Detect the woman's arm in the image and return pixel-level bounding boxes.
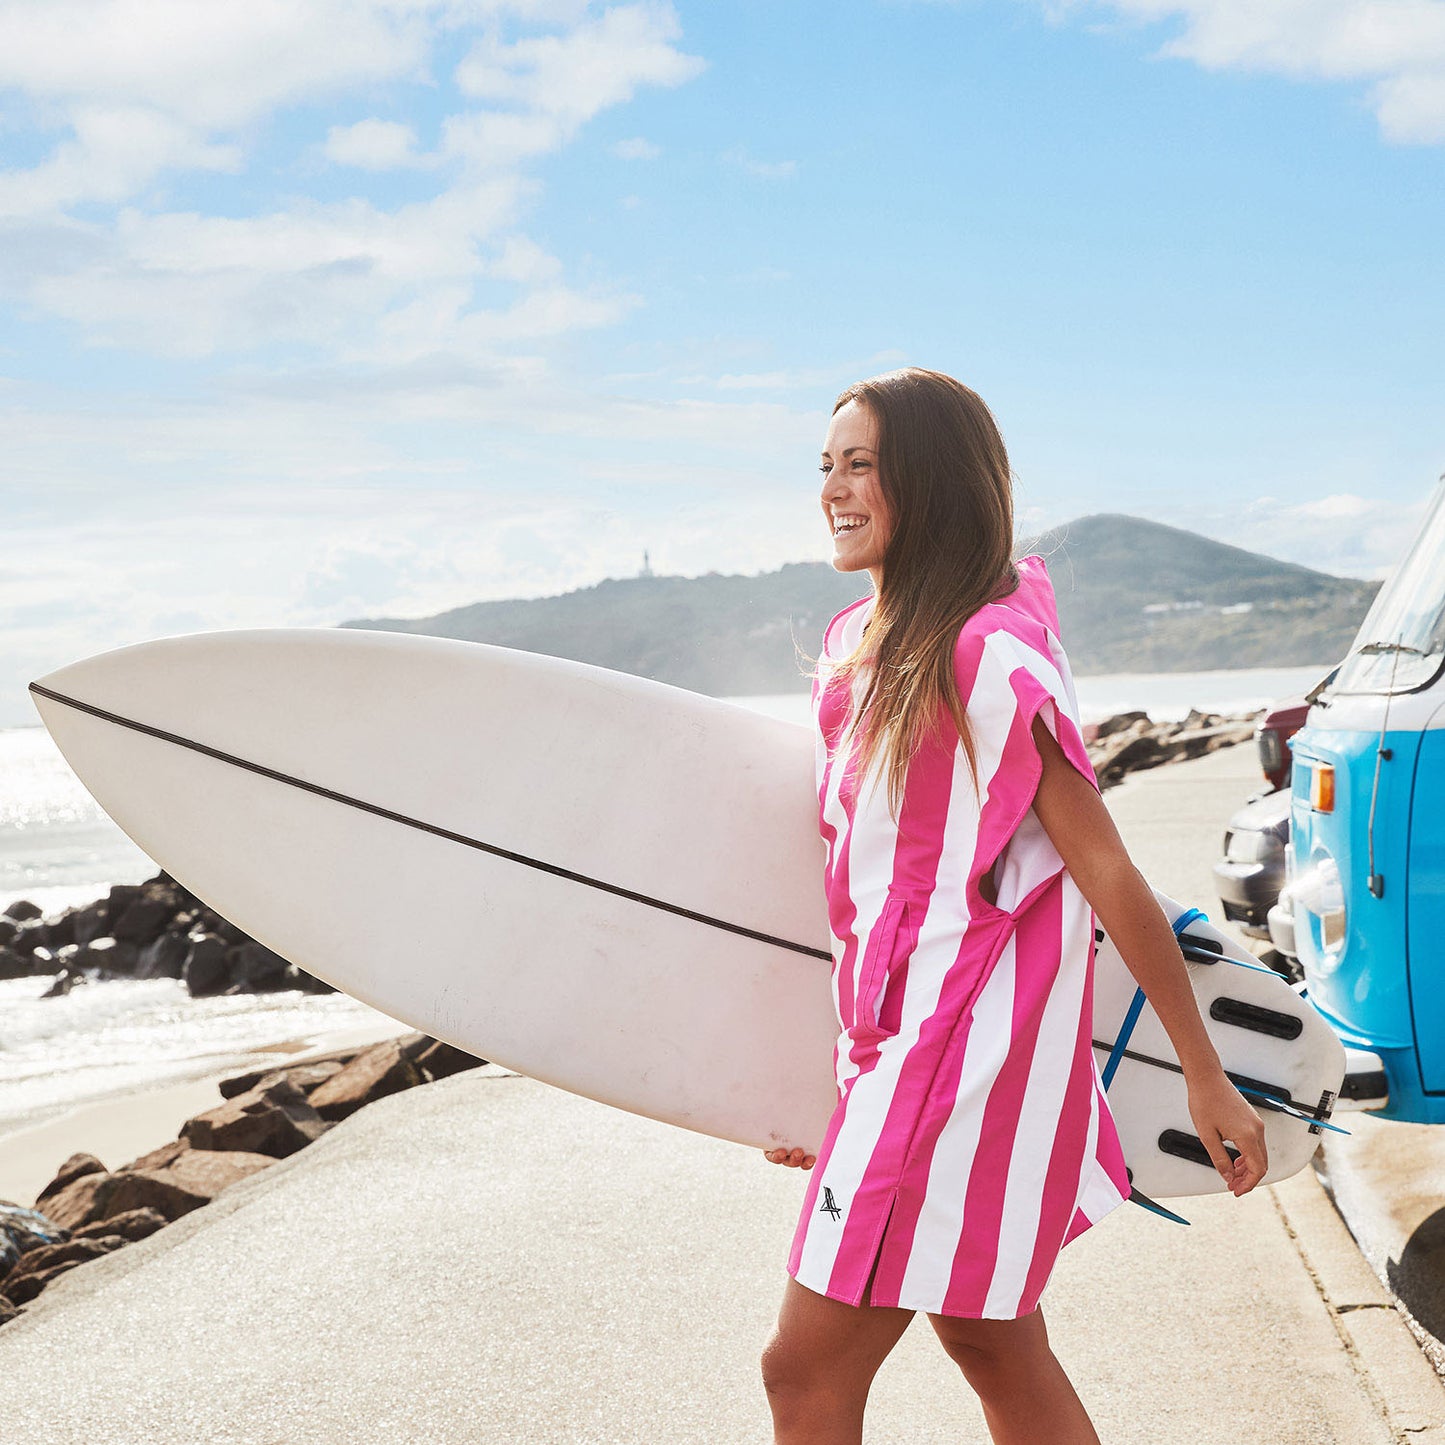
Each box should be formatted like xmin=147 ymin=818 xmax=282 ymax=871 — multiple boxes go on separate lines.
xmin=1028 ymin=712 xmax=1268 ymax=1196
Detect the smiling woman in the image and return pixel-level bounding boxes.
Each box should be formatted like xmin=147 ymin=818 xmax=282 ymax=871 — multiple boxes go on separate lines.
xmin=761 ymin=367 xmax=1266 ymax=1445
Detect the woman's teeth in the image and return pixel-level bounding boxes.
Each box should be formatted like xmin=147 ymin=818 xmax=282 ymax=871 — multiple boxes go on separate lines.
xmin=834 ymin=516 xmax=868 ymax=535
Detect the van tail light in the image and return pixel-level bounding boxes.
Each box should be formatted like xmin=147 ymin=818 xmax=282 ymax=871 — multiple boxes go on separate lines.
xmin=1310 ymin=763 xmax=1335 ymax=813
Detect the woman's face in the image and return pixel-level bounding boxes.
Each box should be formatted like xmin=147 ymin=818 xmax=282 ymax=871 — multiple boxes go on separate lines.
xmin=820 ymin=398 xmax=892 ymax=588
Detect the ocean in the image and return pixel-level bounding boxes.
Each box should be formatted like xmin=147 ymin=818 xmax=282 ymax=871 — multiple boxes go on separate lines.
xmin=0 ymin=661 xmax=1327 ymax=1142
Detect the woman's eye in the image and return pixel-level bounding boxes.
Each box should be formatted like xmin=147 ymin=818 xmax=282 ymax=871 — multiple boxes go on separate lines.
xmin=818 ymin=464 xmax=832 ymax=475
xmin=851 ymin=459 xmax=870 ymax=470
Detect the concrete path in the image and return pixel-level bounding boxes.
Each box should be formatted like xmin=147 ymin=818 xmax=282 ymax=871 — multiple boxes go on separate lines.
xmin=2 ymin=743 xmax=1442 ymax=1443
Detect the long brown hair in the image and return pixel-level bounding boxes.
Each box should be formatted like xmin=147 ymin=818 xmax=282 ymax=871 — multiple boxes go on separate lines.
xmin=828 ymin=367 xmax=1018 ymax=813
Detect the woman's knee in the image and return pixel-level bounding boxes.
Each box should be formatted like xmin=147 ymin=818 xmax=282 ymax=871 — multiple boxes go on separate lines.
xmin=929 ymin=1308 xmax=1051 ymax=1377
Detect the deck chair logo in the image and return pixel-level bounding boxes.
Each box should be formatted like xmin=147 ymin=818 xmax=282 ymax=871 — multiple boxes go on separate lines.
xmin=819 ymin=1187 xmax=842 ymax=1222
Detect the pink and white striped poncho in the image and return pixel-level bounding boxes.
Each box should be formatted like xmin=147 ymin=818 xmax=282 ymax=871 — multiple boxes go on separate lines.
xmin=788 ymin=554 xmax=1131 ymax=1319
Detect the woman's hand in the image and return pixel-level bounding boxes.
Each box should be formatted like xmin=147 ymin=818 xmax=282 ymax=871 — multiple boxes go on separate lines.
xmin=1187 ymin=1069 xmax=1268 ymax=1196
xmin=763 ymin=1147 xmax=816 ymax=1169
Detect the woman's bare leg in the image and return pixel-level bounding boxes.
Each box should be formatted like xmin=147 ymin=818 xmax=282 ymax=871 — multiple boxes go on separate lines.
xmin=761 ymin=1277 xmax=914 ymax=1445
xmin=927 ymin=1307 xmax=1101 ymax=1445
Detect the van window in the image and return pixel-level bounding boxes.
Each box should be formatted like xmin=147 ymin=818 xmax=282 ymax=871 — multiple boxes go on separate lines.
xmin=1331 ymin=479 xmax=1445 ymax=696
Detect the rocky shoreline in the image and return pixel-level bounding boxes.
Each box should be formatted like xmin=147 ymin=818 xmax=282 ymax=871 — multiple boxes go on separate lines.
xmin=0 ymin=1030 xmax=486 ymax=1325
xmin=1083 ymin=708 xmax=1260 ymax=790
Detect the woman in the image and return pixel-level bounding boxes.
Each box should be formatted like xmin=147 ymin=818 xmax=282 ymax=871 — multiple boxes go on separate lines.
xmin=760 ymin=368 xmax=1266 ymax=1445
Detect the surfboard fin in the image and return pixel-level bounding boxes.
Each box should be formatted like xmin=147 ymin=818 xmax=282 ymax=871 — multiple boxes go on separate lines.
xmin=1127 ymin=1187 xmax=1191 ymax=1226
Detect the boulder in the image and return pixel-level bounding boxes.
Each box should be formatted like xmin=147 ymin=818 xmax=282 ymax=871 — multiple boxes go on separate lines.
xmin=103 ymin=883 xmax=143 ymax=925
xmin=104 ymin=1149 xmax=275 ymax=1221
xmin=36 ymin=1171 xmax=114 ymax=1231
xmin=8 ymin=918 xmax=50 ymax=958
xmin=35 ymin=1153 xmax=107 ymax=1206
xmin=123 ymin=1140 xmax=189 ymax=1173
xmin=289 ymin=965 xmax=337 ymax=994
xmin=3 ymin=1236 xmax=125 ymax=1304
xmin=0 ymin=916 xmax=18 ymax=948
xmin=69 ymin=899 xmax=110 ymax=947
xmin=72 ymin=1208 xmax=166 ymax=1245
xmin=415 ymin=1039 xmax=487 ymax=1082
xmin=1 ymin=899 xmax=41 ymax=923
xmin=0 ymin=946 xmax=31 ymax=980
xmin=1093 ymin=710 xmax=1150 ymax=740
xmin=0 ymin=1294 xmax=17 ymax=1325
xmin=182 ymin=934 xmax=230 ymax=997
xmin=0 ymin=1203 xmax=68 ymax=1274
xmin=42 ymin=910 xmax=75 ymax=948
xmin=225 ymin=941 xmax=291 ymax=993
xmin=218 ymin=1052 xmax=356 ymax=1100
xmin=180 ymin=1077 xmax=330 ymax=1158
xmin=72 ymin=938 xmax=140 ymax=976
xmin=307 ymin=1036 xmax=427 ymax=1122
xmin=113 ymin=895 xmax=179 ymax=945
xmin=40 ymin=968 xmax=80 ymax=998
xmin=135 ymin=931 xmax=190 ymax=980
xmin=195 ymin=911 xmax=248 ymax=945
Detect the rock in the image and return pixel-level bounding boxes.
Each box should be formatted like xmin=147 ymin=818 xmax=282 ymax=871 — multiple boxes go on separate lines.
xmin=72 ymin=937 xmax=140 ymax=976
xmin=180 ymin=1077 xmax=330 ymax=1157
xmin=218 ymin=1052 xmax=357 ymax=1099
xmin=225 ymin=941 xmax=291 ymax=993
xmin=3 ymin=1236 xmax=125 ymax=1304
xmin=196 ymin=911 xmax=248 ymax=945
xmin=36 ymin=1153 xmax=107 ymax=1206
xmin=123 ymin=1140 xmax=189 ymax=1173
xmin=24 ymin=945 xmax=59 ymax=975
xmin=1093 ymin=710 xmax=1150 ymax=740
xmin=307 ymin=1036 xmax=427 ymax=1122
xmin=415 ymin=1039 xmax=487 ymax=1082
xmin=0 ymin=1203 xmax=68 ymax=1275
xmin=1 ymin=899 xmax=41 ymax=922
xmin=104 ymin=1149 xmax=275 ymax=1221
xmin=135 ymin=931 xmax=190 ymax=980
xmin=0 ymin=916 xmax=18 ymax=948
xmin=71 ymin=1207 xmax=166 ymax=1244
xmin=182 ymin=933 xmax=230 ymax=997
xmin=69 ymin=899 xmax=110 ymax=947
xmin=42 ymin=910 xmax=75 ymax=948
xmin=36 ymin=1171 xmax=113 ymax=1231
xmin=113 ymin=895 xmax=179 ymax=945
xmin=0 ymin=1294 xmax=17 ymax=1324
xmin=7 ymin=918 xmax=49 ymax=958
xmin=40 ymin=969 xmax=79 ymax=998
xmin=103 ymin=883 xmax=143 ymax=925
xmin=289 ymin=965 xmax=337 ymax=994
xmin=0 ymin=946 xmax=31 ymax=980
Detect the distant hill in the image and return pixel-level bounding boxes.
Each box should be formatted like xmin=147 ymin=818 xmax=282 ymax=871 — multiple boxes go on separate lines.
xmin=341 ymin=513 xmax=1379 ymax=693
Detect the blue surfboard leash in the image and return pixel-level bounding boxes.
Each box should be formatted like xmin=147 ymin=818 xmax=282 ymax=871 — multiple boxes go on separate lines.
xmin=1108 ymin=909 xmax=1229 ymax=1227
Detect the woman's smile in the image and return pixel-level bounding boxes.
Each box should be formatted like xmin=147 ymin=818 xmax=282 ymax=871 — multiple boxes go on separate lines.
xmin=820 ymin=398 xmax=891 ymax=585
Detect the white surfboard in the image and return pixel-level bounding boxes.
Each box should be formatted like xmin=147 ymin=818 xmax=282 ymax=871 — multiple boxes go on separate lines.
xmin=29 ymin=629 xmax=1343 ymax=1199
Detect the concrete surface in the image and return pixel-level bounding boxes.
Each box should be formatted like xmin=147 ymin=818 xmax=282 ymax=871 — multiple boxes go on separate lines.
xmin=1 ymin=741 xmax=1440 ymax=1443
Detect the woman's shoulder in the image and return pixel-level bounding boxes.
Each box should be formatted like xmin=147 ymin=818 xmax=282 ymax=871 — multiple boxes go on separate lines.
xmin=820 ymin=592 xmax=875 ymax=660
xmin=960 ymin=558 xmax=1056 ymax=649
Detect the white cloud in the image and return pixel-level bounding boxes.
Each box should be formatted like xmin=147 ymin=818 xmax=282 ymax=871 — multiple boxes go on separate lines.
xmin=324 ymin=118 xmax=430 ymax=170
xmin=1056 ymin=1 xmax=1445 ymax=143
xmin=454 ymin=3 xmax=704 ymax=120
xmin=0 ymin=4 xmax=704 ymax=359
xmin=612 ymin=135 xmax=660 ymax=159
xmin=722 ymin=147 xmax=798 ymax=180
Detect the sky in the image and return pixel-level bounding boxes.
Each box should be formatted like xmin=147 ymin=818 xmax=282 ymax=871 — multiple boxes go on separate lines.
xmin=2 ymin=0 xmax=1444 ymax=726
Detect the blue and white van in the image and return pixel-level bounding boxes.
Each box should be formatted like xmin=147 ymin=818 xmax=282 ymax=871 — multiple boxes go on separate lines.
xmin=1282 ymin=475 xmax=1445 ymax=1120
